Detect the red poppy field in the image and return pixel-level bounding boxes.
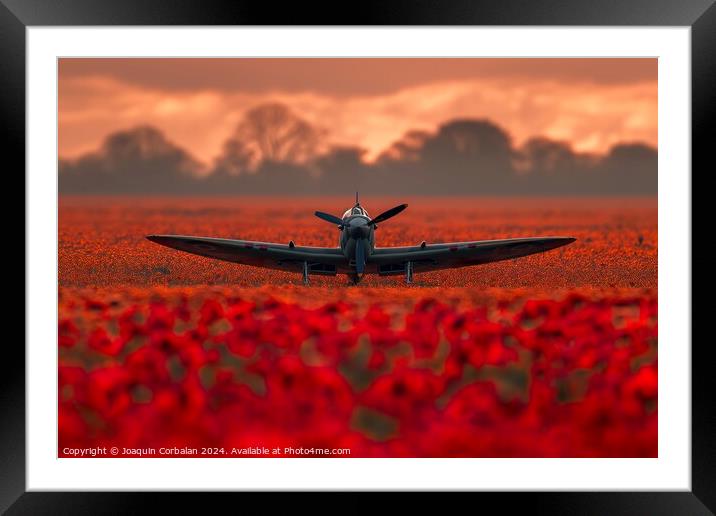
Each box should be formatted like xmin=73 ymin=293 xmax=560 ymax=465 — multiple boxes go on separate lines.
xmin=58 ymin=196 xmax=657 ymax=457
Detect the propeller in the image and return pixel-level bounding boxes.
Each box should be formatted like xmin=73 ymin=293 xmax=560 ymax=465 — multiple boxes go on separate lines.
xmin=368 ymin=204 xmax=408 ymax=226
xmin=314 ymin=211 xmax=344 ymax=226
xmin=314 ymin=198 xmax=408 ymax=277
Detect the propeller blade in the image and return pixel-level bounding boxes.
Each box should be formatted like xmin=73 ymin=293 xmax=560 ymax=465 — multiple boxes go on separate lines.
xmin=369 ymin=204 xmax=408 ymax=225
xmin=355 ymin=240 xmax=366 ymax=274
xmin=315 ymin=211 xmax=344 ymax=226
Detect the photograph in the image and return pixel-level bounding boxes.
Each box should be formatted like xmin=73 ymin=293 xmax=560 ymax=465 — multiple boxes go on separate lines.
xmin=57 ymin=57 xmax=658 ymax=459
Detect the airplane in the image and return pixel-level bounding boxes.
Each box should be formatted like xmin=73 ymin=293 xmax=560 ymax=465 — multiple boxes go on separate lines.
xmin=146 ymin=194 xmax=576 ymax=286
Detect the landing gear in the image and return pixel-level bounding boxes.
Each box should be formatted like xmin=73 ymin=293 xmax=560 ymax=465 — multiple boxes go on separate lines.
xmin=405 ymin=261 xmax=413 ymax=285
xmin=302 ymin=261 xmax=310 ymax=286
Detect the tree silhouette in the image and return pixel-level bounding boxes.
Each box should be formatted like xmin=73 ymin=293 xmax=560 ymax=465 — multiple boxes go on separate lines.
xmin=59 ymin=125 xmax=202 ymax=194
xmin=58 ymin=116 xmax=657 ymax=195
xmin=213 ymin=103 xmax=325 ymax=174
xmin=421 ymin=119 xmax=514 ymax=173
xmin=595 ymin=143 xmax=658 ymax=194
xmin=314 ymin=145 xmax=370 ymax=194
xmin=376 ymin=130 xmax=431 ymax=164
xmin=517 ymin=137 xmax=578 ymax=175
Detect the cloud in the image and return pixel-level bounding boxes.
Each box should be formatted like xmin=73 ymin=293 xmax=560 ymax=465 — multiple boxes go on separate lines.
xmin=59 ymin=58 xmax=658 ymax=95
xmin=59 ymin=74 xmax=657 ymax=166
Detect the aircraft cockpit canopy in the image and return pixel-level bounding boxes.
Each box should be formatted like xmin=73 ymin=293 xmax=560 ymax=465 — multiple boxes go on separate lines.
xmin=343 ymin=206 xmax=370 ymax=219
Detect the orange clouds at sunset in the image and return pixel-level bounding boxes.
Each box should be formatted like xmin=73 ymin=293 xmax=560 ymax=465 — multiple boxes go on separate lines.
xmin=59 ymin=58 xmax=657 ymax=168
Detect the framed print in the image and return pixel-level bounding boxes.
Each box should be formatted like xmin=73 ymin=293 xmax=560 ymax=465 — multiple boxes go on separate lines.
xmin=7 ymin=0 xmax=712 ymax=512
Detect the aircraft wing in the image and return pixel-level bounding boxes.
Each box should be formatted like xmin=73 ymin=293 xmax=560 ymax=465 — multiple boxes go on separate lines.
xmin=146 ymin=235 xmax=345 ymax=275
xmin=369 ymin=236 xmax=575 ymax=275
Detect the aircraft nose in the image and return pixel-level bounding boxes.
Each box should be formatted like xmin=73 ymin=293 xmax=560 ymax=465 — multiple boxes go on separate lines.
xmin=350 ymin=225 xmax=370 ymax=239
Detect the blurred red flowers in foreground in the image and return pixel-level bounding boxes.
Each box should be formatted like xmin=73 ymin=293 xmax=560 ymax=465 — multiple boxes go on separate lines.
xmin=59 ymin=289 xmax=657 ymax=457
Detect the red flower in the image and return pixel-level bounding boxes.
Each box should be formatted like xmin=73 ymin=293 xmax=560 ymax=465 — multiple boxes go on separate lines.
xmin=360 ymin=366 xmax=444 ymax=421
xmin=59 ymin=289 xmax=658 ymax=458
xmin=59 ymin=318 xmax=80 ymax=348
xmin=87 ymin=327 xmax=126 ymax=356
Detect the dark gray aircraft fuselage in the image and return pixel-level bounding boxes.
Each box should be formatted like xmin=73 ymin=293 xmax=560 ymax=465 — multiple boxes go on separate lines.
xmin=339 ymin=212 xmax=376 ymax=282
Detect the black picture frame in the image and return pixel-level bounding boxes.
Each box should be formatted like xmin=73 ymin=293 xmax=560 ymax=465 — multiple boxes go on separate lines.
xmin=5 ymin=0 xmax=710 ymax=512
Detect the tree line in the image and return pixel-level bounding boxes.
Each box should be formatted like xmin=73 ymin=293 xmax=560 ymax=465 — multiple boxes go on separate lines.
xmin=59 ymin=102 xmax=657 ymax=195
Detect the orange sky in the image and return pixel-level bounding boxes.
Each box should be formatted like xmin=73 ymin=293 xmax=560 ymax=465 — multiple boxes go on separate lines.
xmin=58 ymin=58 xmax=657 ymax=164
